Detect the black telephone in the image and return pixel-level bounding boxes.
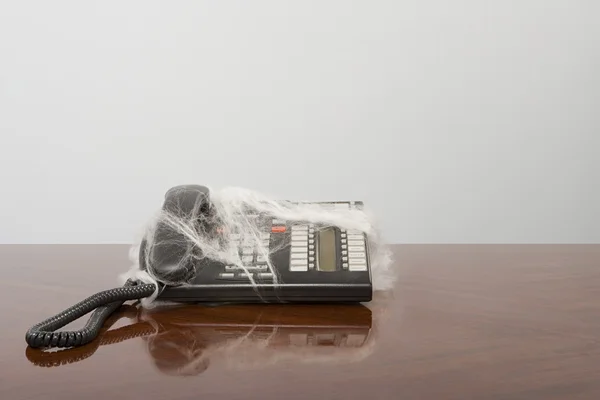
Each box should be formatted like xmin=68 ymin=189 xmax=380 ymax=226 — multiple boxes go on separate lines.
xmin=25 ymin=185 xmax=373 ymax=350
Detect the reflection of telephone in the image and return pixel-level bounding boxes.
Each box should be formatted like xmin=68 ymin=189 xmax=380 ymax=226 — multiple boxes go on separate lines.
xmin=26 ymin=303 xmax=374 ymax=374
xmin=25 ymin=185 xmax=373 ymax=349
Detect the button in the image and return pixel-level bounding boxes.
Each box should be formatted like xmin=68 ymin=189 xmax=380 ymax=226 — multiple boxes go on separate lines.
xmin=349 ymin=252 xmax=366 ymax=259
xmin=309 ymin=263 xmax=315 ymax=269
xmin=342 ymin=256 xmax=348 ymax=262
xmin=291 ymin=232 xmax=307 ymax=238
xmin=349 ymin=263 xmax=367 ymax=271
xmin=341 ymin=250 xmax=347 ymax=255
xmin=309 ymin=250 xmax=315 ymax=256
xmin=309 ymin=244 xmax=315 ymax=250
xmin=308 ymin=256 xmax=315 ymax=262
xmin=291 ymin=253 xmax=308 ymax=259
xmin=219 ymin=273 xmax=234 ymax=279
xmin=257 ymin=272 xmax=273 ymax=279
xmin=242 ymin=255 xmax=253 ymax=263
xmin=349 ymin=258 xmax=365 ymax=264
xmin=347 ymin=234 xmax=364 ymax=240
xmin=341 ymin=233 xmax=346 ymax=238
xmin=291 ymin=247 xmax=307 ymax=253
xmin=309 ymin=228 xmax=315 ymax=234
xmin=290 ymin=259 xmax=308 ymax=271
xmin=342 ymin=263 xmax=348 ymax=270
xmin=348 ymin=240 xmax=364 ymax=246
xmin=308 ymin=239 xmax=314 ymax=244
xmin=341 ymin=244 xmax=347 ymax=249
xmin=235 ymin=265 xmax=266 ymax=272
xmin=291 ymin=239 xmax=308 ymax=246
xmin=272 ymin=226 xmax=286 ymax=233
xmin=348 ymin=245 xmax=364 ymax=252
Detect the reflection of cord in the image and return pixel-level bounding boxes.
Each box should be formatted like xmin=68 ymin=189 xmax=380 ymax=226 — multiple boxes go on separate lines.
xmin=25 ymin=305 xmax=156 ymax=368
xmin=26 ymin=303 xmax=377 ymax=373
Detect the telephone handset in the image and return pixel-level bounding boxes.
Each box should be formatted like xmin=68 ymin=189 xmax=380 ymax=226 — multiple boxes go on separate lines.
xmin=140 ymin=184 xmax=214 ymax=285
xmin=25 ymin=185 xmax=373 ymax=349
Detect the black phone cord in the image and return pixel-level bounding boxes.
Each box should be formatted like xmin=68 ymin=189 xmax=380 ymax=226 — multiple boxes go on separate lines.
xmin=25 ymin=280 xmax=157 ymax=349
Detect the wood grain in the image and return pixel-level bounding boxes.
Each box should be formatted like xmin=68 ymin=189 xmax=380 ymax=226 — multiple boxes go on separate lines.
xmin=1 ymin=244 xmax=599 ymax=400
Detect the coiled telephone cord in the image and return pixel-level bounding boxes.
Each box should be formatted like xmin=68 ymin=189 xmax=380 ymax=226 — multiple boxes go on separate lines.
xmin=25 ymin=280 xmax=157 ymax=349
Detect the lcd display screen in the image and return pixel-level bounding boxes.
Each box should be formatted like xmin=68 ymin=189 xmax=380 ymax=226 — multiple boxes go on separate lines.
xmin=318 ymin=227 xmax=337 ymax=272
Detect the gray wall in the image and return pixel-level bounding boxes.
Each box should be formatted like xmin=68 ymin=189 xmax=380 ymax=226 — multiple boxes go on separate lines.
xmin=1 ymin=1 xmax=598 ymax=244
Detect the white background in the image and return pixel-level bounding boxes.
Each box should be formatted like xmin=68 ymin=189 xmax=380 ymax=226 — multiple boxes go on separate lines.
xmin=1 ymin=1 xmax=598 ymax=244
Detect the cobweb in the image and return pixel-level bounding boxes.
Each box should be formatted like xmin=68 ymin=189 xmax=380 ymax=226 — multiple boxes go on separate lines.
xmin=120 ymin=185 xmax=396 ymax=306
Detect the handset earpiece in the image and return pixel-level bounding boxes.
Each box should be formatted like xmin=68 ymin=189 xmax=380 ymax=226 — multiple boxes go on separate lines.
xmin=139 ymin=185 xmax=212 ymax=285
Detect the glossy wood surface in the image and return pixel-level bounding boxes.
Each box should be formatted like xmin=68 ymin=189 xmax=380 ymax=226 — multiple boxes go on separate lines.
xmin=1 ymin=244 xmax=599 ymax=399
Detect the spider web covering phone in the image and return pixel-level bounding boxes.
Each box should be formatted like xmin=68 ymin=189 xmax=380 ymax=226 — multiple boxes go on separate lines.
xmin=25 ymin=185 xmax=394 ymax=350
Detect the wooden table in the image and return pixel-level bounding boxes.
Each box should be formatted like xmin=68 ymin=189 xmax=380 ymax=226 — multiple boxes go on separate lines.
xmin=1 ymin=244 xmax=599 ymax=400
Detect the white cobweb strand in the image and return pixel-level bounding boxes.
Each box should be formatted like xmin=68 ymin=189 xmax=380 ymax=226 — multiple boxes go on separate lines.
xmin=120 ymin=186 xmax=396 ymax=307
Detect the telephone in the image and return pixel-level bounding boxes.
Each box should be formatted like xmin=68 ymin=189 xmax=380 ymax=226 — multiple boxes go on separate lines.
xmin=25 ymin=185 xmax=373 ymax=350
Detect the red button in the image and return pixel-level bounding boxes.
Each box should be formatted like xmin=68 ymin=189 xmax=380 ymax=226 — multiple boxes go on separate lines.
xmin=271 ymin=226 xmax=286 ymax=233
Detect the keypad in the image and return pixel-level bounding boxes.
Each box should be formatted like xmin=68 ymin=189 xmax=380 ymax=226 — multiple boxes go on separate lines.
xmin=341 ymin=228 xmax=367 ymax=271
xmin=220 ymin=225 xmax=274 ymax=280
xmin=289 ymin=224 xmax=312 ymax=272
xmin=219 ymin=202 xmax=369 ymax=280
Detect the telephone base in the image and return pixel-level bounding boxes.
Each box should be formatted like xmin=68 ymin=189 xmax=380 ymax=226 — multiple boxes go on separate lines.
xmin=157 ymin=283 xmax=373 ymax=304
